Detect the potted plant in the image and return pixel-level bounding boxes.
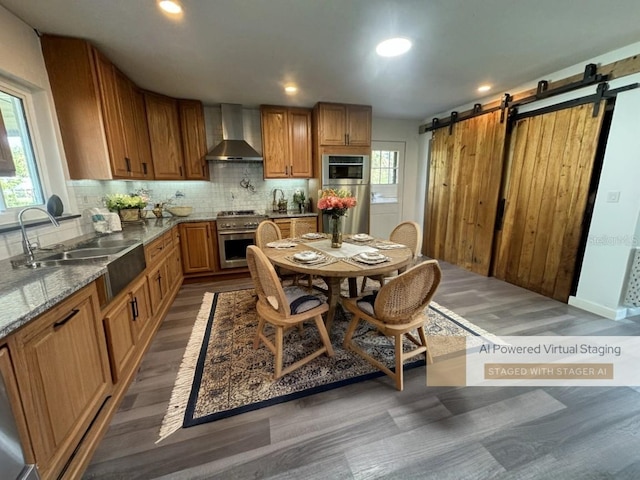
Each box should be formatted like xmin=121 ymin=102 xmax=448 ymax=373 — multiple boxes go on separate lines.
xmin=104 ymin=194 xmax=148 ymax=222
xmin=293 ymin=189 xmax=306 ymax=213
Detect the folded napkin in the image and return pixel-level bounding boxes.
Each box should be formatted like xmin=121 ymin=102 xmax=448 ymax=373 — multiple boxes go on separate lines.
xmin=266 ymin=240 xmax=297 ymax=248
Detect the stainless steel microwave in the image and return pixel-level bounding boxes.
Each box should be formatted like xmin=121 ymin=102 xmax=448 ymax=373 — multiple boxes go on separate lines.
xmin=321 ymin=154 xmax=370 ymax=185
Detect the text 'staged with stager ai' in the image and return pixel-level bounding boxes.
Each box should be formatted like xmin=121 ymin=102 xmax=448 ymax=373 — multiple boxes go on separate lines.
xmin=426 ymin=336 xmax=640 ymax=387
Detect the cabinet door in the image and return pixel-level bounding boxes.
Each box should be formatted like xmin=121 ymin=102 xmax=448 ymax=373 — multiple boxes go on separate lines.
xmin=94 ymin=51 xmax=129 ymax=177
xmin=318 ymin=103 xmax=347 ymax=145
xmin=145 ymin=92 xmax=185 ymax=179
xmin=114 ymin=69 xmax=146 ymax=178
xmin=180 ymin=222 xmax=216 ymax=274
xmin=261 ymin=106 xmax=289 ymax=178
xmin=131 ymin=277 xmax=153 ymax=342
xmin=147 ymin=262 xmax=168 ymax=315
xmin=179 ymin=99 xmax=209 ymax=180
xmin=167 ymin=244 xmax=184 ymax=290
xmin=346 ymin=105 xmax=372 ymax=146
xmin=289 ymin=108 xmax=312 ymax=178
xmin=103 ymin=295 xmax=137 ymax=383
xmin=274 ymin=218 xmax=292 ymax=239
xmin=11 ymin=285 xmax=110 ymax=477
xmin=132 ymin=87 xmax=154 ymax=179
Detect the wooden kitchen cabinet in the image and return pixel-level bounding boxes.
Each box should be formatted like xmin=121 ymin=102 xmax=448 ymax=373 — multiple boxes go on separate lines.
xmin=145 ymin=92 xmax=186 ymax=179
xmin=315 ymin=102 xmax=372 ymax=147
xmin=261 ymin=105 xmax=312 ymax=178
xmin=41 ymin=35 xmax=150 ymax=180
xmin=9 ymin=283 xmax=111 ymax=479
xmin=180 ymin=222 xmax=217 ymax=274
xmin=102 ymin=274 xmax=152 ymax=383
xmin=179 ymin=99 xmax=209 ymax=180
xmin=115 ymin=70 xmax=154 ymax=178
xmin=145 ymin=228 xmax=183 ymax=315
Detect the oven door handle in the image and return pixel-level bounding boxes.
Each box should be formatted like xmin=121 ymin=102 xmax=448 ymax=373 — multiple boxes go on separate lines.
xmin=217 ymin=229 xmax=257 ymax=236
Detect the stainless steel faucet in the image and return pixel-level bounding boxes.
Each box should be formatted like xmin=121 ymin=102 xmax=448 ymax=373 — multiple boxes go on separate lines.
xmin=272 ymin=189 xmax=284 ymax=211
xmin=18 ymin=206 xmax=60 ymax=260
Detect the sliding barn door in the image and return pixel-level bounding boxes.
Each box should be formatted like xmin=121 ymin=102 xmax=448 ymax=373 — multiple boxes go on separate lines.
xmin=424 ymin=110 xmax=507 ymax=275
xmin=493 ymin=103 xmax=605 ymax=302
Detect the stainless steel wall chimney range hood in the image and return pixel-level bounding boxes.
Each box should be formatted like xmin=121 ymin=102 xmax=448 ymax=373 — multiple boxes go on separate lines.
xmin=206 ymin=104 xmax=263 ymax=162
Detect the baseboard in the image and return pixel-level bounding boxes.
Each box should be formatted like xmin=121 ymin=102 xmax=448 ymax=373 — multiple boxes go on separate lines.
xmin=568 ymin=296 xmax=628 ymax=320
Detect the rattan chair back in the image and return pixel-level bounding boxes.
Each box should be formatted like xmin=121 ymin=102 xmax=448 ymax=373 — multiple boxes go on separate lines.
xmin=389 ymin=221 xmax=422 ymax=258
xmin=373 ymin=260 xmax=441 ymax=324
xmin=290 ymin=218 xmax=317 ymax=237
xmin=255 ymin=220 xmax=282 ymax=249
xmin=246 ymin=245 xmax=291 ymax=317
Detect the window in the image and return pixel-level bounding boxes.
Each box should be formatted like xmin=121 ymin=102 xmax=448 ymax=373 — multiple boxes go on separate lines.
xmin=0 ymin=86 xmax=44 ymax=211
xmin=371 ymin=149 xmax=399 ymax=185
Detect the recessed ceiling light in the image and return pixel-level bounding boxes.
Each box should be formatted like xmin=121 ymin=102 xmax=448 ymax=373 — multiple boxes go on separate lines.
xmin=158 ymin=0 xmax=182 ymax=14
xmin=478 ymin=85 xmax=491 ymax=92
xmin=284 ymin=85 xmax=298 ymax=94
xmin=376 ymin=38 xmax=412 ymax=57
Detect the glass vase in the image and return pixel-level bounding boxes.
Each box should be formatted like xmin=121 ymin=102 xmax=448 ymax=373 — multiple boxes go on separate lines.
xmin=330 ymin=216 xmax=343 ymax=248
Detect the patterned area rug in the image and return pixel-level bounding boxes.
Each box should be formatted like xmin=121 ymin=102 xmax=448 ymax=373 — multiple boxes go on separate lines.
xmin=157 ymin=288 xmax=497 ymax=441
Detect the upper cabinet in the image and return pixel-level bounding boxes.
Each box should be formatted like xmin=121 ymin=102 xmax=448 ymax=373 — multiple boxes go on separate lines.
xmin=42 ymin=35 xmax=150 ymax=180
xmin=0 ymin=110 xmax=15 ymax=176
xmin=41 ymin=35 xmax=207 ymax=181
xmin=144 ymin=92 xmax=185 ymax=180
xmin=179 ymin=99 xmax=209 ymax=180
xmin=315 ymin=102 xmax=372 ymax=147
xmin=261 ymin=105 xmax=312 ymax=178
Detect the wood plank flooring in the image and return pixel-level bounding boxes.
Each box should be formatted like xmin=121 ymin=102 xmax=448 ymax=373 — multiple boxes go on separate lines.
xmin=84 ymin=261 xmax=640 ymax=479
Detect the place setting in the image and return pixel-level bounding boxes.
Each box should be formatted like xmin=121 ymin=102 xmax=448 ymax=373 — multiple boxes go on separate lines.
xmin=345 ymin=250 xmax=391 ymax=267
xmin=346 ymin=233 xmax=374 ymax=244
xmin=265 ymin=239 xmax=298 ymax=249
xmin=299 ymin=232 xmax=326 ymax=241
xmin=285 ymin=249 xmax=338 ymax=267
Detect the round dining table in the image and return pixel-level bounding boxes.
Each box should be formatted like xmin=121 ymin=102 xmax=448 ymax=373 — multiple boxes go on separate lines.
xmin=261 ymin=235 xmax=413 ymax=333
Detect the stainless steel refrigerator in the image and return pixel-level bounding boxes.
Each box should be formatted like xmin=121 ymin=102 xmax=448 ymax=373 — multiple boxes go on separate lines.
xmin=321 ymin=153 xmax=371 ymax=234
xmin=320 ymin=184 xmax=370 ymax=234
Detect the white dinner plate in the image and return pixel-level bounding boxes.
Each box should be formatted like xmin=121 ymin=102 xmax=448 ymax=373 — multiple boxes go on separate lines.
xmin=301 ymin=232 xmax=324 ymax=239
xmin=352 ymin=233 xmax=373 ymax=241
xmin=293 ymin=251 xmax=320 ymax=262
xmin=354 ymin=253 xmax=388 ymax=264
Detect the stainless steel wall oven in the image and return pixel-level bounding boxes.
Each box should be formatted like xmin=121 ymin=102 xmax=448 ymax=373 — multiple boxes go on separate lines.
xmin=216 ymin=211 xmax=267 ymax=269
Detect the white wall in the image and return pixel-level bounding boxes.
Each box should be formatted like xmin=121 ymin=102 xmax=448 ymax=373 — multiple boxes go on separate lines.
xmin=0 ymin=5 xmax=84 ymax=260
xmin=371 ymin=117 xmax=423 ymax=225
xmin=422 ymin=41 xmax=640 ymax=319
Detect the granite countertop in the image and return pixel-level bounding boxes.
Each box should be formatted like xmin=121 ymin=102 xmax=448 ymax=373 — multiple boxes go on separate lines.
xmin=0 ymin=211 xmax=321 ymax=340
xmin=0 ymin=215 xmax=213 ymax=340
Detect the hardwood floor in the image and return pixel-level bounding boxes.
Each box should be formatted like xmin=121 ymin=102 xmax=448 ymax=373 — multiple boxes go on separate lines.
xmin=84 ymin=261 xmax=640 ymax=479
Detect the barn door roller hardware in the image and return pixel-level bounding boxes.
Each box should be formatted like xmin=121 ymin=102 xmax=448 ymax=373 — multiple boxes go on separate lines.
xmin=420 ymin=63 xmax=611 ymax=134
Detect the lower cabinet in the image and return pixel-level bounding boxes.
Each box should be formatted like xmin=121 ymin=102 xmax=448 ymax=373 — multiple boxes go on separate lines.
xmin=180 ymin=221 xmax=217 ymax=274
xmin=9 ymin=283 xmax=111 ymax=479
xmin=102 ymin=274 xmax=152 ymax=383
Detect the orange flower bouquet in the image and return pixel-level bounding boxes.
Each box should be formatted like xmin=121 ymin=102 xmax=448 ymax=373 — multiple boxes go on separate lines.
xmin=317 ymin=188 xmax=357 ymax=247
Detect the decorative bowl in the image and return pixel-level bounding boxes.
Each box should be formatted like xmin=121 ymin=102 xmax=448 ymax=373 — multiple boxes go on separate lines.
xmin=166 ymin=206 xmax=193 ymax=217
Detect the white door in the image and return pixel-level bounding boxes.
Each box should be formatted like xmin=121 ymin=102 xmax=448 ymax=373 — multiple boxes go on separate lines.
xmin=369 ymin=141 xmax=404 ymax=238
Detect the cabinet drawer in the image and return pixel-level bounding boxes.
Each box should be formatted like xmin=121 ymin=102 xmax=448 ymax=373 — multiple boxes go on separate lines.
xmin=145 ymin=235 xmax=166 ymax=263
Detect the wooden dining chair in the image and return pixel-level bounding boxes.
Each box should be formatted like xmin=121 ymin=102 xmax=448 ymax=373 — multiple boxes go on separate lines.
xmin=290 ymin=218 xmax=318 ymax=289
xmin=255 ymin=220 xmax=282 ymax=249
xmin=344 ymin=259 xmax=441 ymax=391
xmin=361 ymin=220 xmax=422 ymax=293
xmin=246 ymin=245 xmax=334 ymax=379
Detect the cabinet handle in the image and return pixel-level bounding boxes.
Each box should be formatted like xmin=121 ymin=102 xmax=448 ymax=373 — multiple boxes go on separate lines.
xmin=131 ymin=297 xmax=139 ymax=320
xmin=179 ymin=166 xmax=183 ymax=177
xmin=54 ymin=309 xmax=79 ymax=329
xmin=202 ymin=164 xmax=205 ymax=177
xmin=142 ymin=162 xmax=148 ymax=175
xmin=290 ymin=164 xmax=293 ymax=175
xmin=125 ymin=157 xmax=131 ymax=172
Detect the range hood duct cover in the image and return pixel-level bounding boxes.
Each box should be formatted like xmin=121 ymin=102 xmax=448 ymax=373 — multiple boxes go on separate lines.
xmin=206 ymin=104 xmax=263 ymax=162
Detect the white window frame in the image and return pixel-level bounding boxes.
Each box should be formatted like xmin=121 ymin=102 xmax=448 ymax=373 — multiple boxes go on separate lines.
xmin=0 ymin=77 xmax=58 ymax=224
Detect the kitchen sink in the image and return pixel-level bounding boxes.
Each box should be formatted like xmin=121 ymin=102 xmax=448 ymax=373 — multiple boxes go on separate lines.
xmin=11 ymin=238 xmax=147 ymax=302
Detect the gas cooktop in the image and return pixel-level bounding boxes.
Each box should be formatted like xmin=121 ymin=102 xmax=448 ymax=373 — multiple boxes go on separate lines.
xmin=217 ymin=210 xmax=261 ymax=217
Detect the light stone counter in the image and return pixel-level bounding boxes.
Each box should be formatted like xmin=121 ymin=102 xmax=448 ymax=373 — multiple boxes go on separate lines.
xmin=0 ymin=214 xmax=220 ymax=340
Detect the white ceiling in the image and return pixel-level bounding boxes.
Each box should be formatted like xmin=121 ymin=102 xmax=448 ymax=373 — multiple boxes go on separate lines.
xmin=2 ymin=0 xmax=640 ymax=120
